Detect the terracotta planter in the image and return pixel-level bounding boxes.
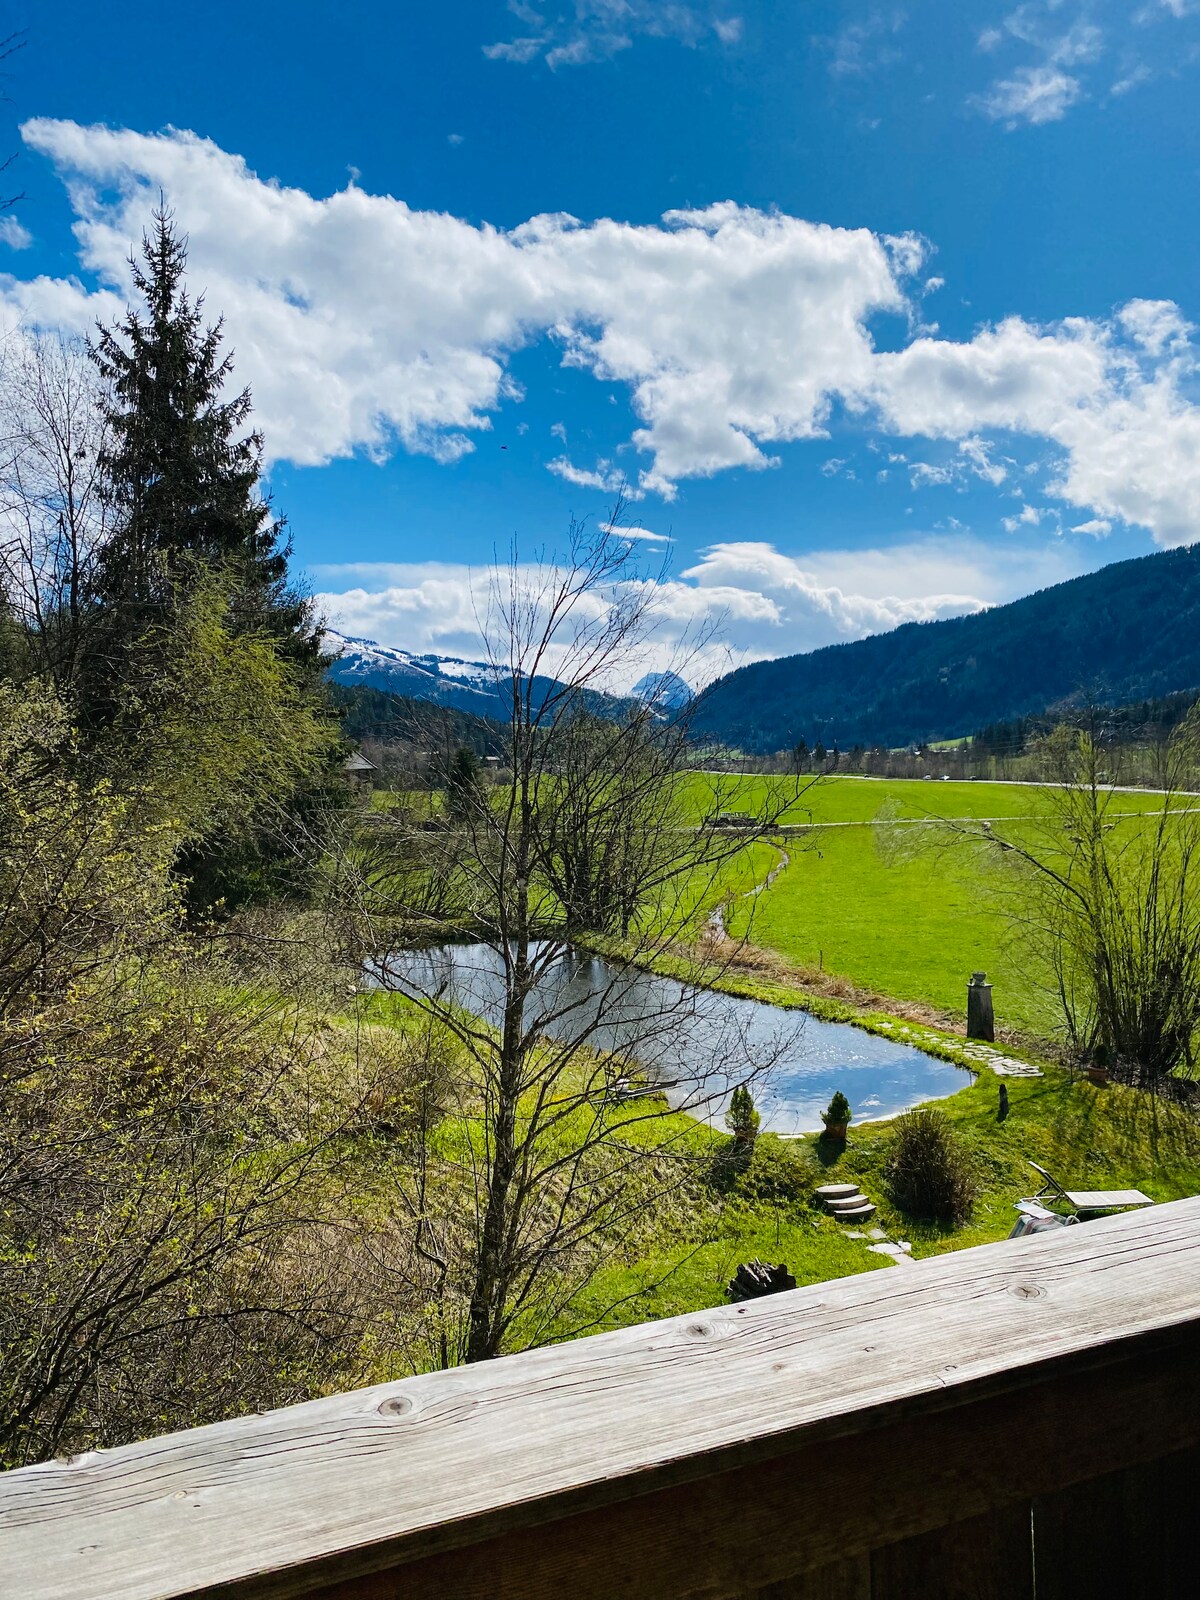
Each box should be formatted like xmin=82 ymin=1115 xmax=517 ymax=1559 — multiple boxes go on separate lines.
xmin=823 ymin=1122 xmax=848 ymax=1140
xmin=1086 ymin=1064 xmax=1109 ymax=1085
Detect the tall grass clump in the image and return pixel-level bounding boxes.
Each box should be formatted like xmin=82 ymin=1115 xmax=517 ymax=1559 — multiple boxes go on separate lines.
xmin=885 ymin=1108 xmax=979 ymax=1225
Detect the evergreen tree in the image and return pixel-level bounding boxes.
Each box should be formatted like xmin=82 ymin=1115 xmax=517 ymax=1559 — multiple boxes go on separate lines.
xmin=444 ymin=746 xmax=483 ymax=821
xmin=80 ymin=207 xmax=342 ymax=909
xmin=88 ymin=206 xmax=319 ymax=673
xmin=725 ymin=1084 xmax=761 ymax=1145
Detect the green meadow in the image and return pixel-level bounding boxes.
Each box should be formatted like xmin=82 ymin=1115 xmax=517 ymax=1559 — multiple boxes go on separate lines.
xmin=712 ymin=776 xmax=1181 ymax=1041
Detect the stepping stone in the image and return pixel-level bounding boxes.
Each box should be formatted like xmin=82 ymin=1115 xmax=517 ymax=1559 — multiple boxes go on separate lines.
xmin=827 ymin=1194 xmax=867 ymax=1212
xmin=867 ymin=1241 xmax=902 ymax=1255
xmin=868 ymin=1227 xmax=886 ymax=1240
xmin=815 ymin=1183 xmax=860 ymax=1200
xmin=833 ymin=1202 xmax=876 ymax=1221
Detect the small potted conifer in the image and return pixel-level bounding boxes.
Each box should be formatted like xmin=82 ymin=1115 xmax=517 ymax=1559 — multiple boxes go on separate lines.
xmin=1086 ymin=1045 xmax=1110 ymax=1085
xmin=821 ymin=1091 xmax=852 ymax=1142
xmin=726 ymin=1084 xmax=761 ymax=1148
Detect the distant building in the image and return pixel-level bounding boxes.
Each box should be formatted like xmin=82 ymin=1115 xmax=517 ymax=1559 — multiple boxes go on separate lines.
xmin=343 ymin=751 xmax=377 ymax=788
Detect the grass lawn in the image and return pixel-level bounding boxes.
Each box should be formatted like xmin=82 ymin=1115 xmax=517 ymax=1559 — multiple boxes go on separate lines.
xmin=711 ymin=776 xmax=1181 ymax=1041
xmin=561 ymin=1055 xmax=1200 ymax=1338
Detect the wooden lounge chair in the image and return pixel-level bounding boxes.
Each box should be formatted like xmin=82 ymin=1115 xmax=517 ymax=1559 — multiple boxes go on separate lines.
xmin=1027 ymin=1160 xmax=1153 ymax=1216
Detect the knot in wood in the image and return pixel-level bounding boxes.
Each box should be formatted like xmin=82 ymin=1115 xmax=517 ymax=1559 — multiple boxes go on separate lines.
xmin=686 ymin=1321 xmax=714 ymax=1339
xmin=377 ymin=1395 xmax=413 ymax=1418
xmin=1010 ymin=1282 xmax=1046 ymax=1301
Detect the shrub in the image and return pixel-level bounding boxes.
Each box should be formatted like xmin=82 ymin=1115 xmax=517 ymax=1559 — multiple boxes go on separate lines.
xmin=726 ymin=1084 xmax=761 ymax=1143
xmin=885 ymin=1108 xmax=980 ymax=1225
xmin=821 ymin=1091 xmax=851 ymax=1133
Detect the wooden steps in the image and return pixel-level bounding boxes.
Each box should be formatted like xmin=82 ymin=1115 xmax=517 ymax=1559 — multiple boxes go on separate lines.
xmin=817 ymin=1181 xmax=875 ymax=1222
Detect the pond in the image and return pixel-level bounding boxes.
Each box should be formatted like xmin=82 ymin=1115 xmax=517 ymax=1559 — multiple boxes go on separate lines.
xmin=379 ymin=943 xmax=970 ymax=1135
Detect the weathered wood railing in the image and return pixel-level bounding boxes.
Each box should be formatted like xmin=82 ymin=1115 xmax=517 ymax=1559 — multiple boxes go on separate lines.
xmin=4 ymin=1197 xmax=1200 ymax=1599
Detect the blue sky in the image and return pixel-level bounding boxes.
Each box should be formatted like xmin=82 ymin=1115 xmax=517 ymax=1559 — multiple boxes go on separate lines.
xmin=4 ymin=0 xmax=1200 ymax=682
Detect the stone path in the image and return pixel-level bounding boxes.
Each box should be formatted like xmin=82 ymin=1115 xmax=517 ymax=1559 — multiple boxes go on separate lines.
xmin=820 ymin=1191 xmax=917 ymax=1267
xmin=871 ymin=1019 xmax=1043 ymax=1077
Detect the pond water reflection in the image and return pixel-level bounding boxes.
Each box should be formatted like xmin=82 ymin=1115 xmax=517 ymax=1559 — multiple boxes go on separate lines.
xmin=378 ymin=943 xmax=970 ymax=1135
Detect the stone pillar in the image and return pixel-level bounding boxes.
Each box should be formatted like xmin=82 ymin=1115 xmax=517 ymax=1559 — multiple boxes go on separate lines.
xmin=967 ymin=971 xmax=995 ymax=1042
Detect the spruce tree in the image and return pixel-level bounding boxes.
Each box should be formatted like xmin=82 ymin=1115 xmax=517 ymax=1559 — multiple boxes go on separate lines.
xmin=82 ymin=207 xmax=341 ymax=909
xmin=89 ymin=206 xmax=318 ymax=670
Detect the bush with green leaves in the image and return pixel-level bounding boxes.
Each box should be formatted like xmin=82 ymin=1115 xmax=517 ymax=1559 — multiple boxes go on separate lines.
xmin=821 ymin=1091 xmax=851 ymax=1133
xmin=885 ymin=1108 xmax=980 ymax=1225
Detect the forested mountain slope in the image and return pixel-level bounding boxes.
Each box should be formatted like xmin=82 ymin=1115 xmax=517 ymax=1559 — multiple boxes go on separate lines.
xmin=690 ymin=545 xmax=1200 ymax=752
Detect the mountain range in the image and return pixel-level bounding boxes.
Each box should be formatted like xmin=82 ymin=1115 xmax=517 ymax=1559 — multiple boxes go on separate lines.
xmin=324 ymin=631 xmax=692 ymax=720
xmin=690 ymin=544 xmax=1200 ymax=752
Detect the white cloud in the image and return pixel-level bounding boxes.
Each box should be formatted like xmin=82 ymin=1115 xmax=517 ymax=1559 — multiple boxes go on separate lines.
xmin=1111 ymin=63 xmax=1154 ymax=95
xmin=13 ymin=121 xmax=907 ymax=501
xmin=957 ymin=435 xmax=1008 ymax=486
xmin=1002 ymin=503 xmax=1044 ymax=531
xmin=972 ymin=64 xmax=1083 ymax=124
xmin=484 ymin=2 xmax=743 ymax=68
xmin=909 ymin=461 xmax=956 ymax=487
xmin=547 ymin=455 xmax=641 ymax=496
xmin=601 ymin=521 xmax=672 ymax=543
xmin=11 ymin=120 xmax=1200 ymax=548
xmin=821 ymin=10 xmax=907 ymax=78
xmin=482 ymin=37 xmax=544 ymax=62
xmin=1070 ymin=518 xmax=1112 ymax=536
xmin=312 ymin=533 xmax=1089 ymax=687
xmin=971 ymin=8 xmax=1105 ymax=125
xmin=1118 ymin=297 xmax=1193 ymax=354
xmin=871 ymin=313 xmax=1200 ymax=545
xmin=0 ymin=217 xmax=32 ymax=250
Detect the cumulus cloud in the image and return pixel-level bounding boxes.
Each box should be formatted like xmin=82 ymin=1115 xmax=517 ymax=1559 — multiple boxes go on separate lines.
xmin=483 ymin=2 xmax=743 ymax=69
xmin=10 ymin=119 xmax=1200 ymax=547
xmin=312 ymin=533 xmax=1092 ymax=687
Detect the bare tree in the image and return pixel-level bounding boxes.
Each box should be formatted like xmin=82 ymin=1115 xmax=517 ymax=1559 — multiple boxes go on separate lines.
xmin=954 ymin=714 xmax=1200 ymax=1082
xmin=341 ymin=518 xmax=811 ymax=1365
xmin=0 ymin=333 xmax=113 ymax=689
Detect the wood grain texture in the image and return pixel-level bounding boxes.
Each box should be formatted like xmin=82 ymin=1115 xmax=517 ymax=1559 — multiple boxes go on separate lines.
xmin=871 ymin=1505 xmax=1033 ymax=1600
xmin=3 ymin=1198 xmax=1200 ymax=1600
xmin=308 ymin=1341 xmax=1200 ymax=1600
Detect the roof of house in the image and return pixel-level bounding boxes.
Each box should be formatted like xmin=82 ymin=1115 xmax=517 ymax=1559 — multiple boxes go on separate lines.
xmin=343 ymin=752 xmax=376 ymax=774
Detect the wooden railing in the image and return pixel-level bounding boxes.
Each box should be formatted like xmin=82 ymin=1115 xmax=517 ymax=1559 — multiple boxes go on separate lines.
xmin=3 ymin=1197 xmax=1200 ymax=1599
